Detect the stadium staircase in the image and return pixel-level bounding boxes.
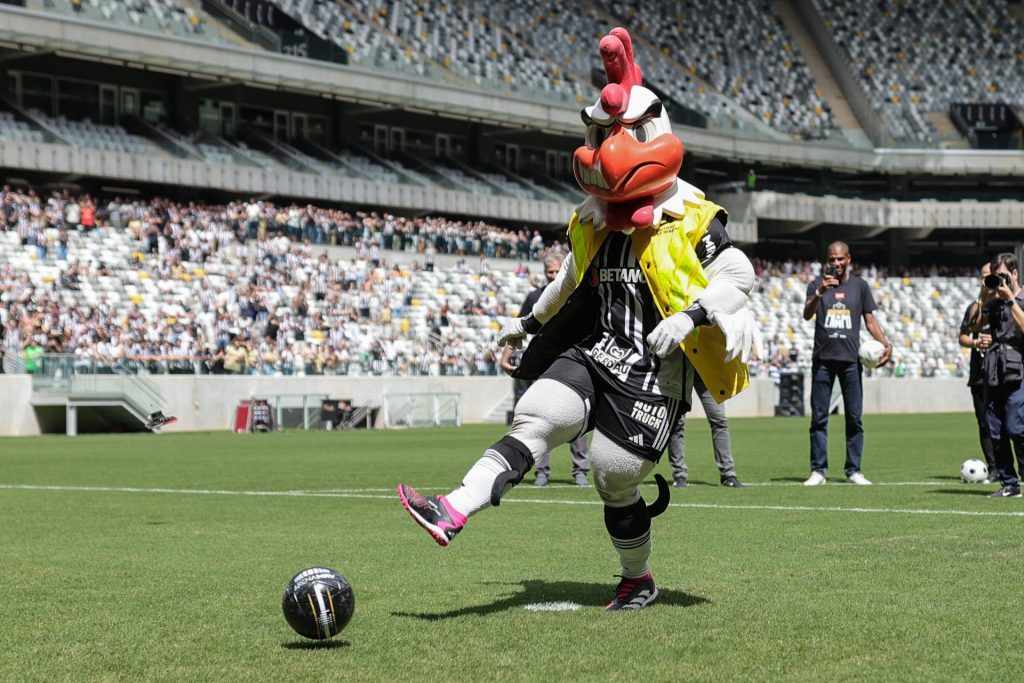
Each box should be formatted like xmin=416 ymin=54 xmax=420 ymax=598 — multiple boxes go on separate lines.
xmin=481 ymin=390 xmax=515 ymax=425
xmin=30 ymin=357 xmax=167 ymax=435
xmin=772 ymin=0 xmax=872 ymax=148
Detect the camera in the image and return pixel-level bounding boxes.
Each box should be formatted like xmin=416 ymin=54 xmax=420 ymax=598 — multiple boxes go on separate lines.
xmin=823 ymin=263 xmax=837 ymax=279
xmin=984 ymin=272 xmax=1010 ymax=289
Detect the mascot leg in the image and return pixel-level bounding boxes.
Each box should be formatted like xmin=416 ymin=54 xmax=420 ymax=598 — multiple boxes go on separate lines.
xmin=398 ymin=378 xmax=585 ymax=546
xmin=591 ymin=429 xmax=656 ymax=577
xmin=591 ymin=430 xmax=660 ymax=610
xmin=444 ymin=378 xmax=586 ymax=517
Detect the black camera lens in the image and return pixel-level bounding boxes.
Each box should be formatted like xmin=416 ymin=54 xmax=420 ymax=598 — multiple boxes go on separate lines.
xmin=984 ymin=273 xmax=1008 ymax=289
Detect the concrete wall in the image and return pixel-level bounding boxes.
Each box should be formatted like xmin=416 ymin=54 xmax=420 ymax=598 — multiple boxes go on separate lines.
xmin=0 ymin=374 xmax=974 ymax=435
xmin=0 ymin=375 xmax=41 ymax=436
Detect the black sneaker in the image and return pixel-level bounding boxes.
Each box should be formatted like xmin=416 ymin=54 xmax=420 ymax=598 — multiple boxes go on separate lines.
xmin=605 ymin=572 xmax=658 ymax=611
xmin=673 ymin=478 xmax=688 ymax=488
xmin=987 ymin=485 xmax=1022 ymax=498
xmin=145 ymin=412 xmax=178 ymax=430
xmin=720 ymin=475 xmax=745 ymax=489
xmin=397 ymin=485 xmax=466 ymax=547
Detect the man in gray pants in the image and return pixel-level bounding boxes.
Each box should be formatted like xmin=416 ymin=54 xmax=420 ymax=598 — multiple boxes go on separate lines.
xmin=666 ymin=375 xmax=744 ymax=488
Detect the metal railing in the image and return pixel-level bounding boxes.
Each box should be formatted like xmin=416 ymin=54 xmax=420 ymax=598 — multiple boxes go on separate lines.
xmin=382 ymin=392 xmax=461 ymax=428
xmin=29 ymin=354 xmax=164 ymax=413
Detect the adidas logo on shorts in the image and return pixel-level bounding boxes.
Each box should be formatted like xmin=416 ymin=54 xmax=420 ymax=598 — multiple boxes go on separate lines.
xmin=628 ymin=433 xmax=644 ymax=447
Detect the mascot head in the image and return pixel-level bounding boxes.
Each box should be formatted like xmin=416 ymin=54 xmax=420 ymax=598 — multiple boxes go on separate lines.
xmin=573 ymin=27 xmax=683 ymax=232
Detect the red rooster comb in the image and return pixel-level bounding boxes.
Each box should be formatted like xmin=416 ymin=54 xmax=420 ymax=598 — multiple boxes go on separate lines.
xmin=599 ymin=27 xmax=643 ymax=116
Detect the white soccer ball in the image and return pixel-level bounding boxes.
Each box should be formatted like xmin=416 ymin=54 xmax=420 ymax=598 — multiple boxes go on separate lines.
xmin=960 ymin=459 xmax=988 ymax=484
xmin=858 ymin=339 xmax=886 ymax=368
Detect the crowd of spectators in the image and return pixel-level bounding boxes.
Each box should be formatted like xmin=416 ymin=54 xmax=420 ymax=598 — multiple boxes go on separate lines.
xmin=0 ymin=185 xmax=569 ymax=378
xmin=0 ymin=185 xmax=980 ymax=380
xmin=0 ymin=186 xmax=556 ymax=264
xmin=750 ymin=257 xmax=977 ymax=283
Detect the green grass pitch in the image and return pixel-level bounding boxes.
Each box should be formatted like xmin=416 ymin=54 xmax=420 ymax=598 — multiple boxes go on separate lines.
xmin=1 ymin=413 xmax=1021 ymax=682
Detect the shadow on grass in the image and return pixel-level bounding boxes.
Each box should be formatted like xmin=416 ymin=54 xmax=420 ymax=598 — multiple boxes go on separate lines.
xmin=281 ymin=639 xmax=351 ymax=650
xmin=392 ymin=579 xmax=709 ymax=620
xmin=929 ymin=488 xmax=997 ymax=497
xmin=929 ymin=475 xmax=965 ymax=481
xmin=770 ymin=477 xmax=807 ymax=483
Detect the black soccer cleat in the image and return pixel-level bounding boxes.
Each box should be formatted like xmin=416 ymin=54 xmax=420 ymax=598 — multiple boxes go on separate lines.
xmin=397 ymin=484 xmax=466 ymax=547
xmin=987 ymin=485 xmax=1022 ymax=498
xmin=604 ymin=572 xmax=658 ymax=611
xmin=720 ymin=475 xmax=745 ymax=489
xmin=145 ymin=412 xmax=178 ymax=431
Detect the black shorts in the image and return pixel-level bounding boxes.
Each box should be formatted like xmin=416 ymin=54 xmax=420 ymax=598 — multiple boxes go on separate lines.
xmin=541 ymin=347 xmax=687 ymax=462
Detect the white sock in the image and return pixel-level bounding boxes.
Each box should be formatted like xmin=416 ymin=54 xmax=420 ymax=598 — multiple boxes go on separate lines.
xmin=610 ymin=531 xmax=652 ymax=579
xmin=445 ymin=450 xmax=510 ymax=518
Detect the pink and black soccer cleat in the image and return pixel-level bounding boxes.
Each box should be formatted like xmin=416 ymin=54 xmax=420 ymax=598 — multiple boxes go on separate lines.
xmin=397 ymin=484 xmax=466 ymax=547
xmin=145 ymin=412 xmax=178 ymax=431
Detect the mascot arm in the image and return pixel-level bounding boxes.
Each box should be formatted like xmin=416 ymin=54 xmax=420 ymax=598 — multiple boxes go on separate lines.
xmin=696 ymin=247 xmax=755 ymax=318
xmin=698 ymin=247 xmax=762 ymax=363
xmin=531 ymin=252 xmax=579 ymax=324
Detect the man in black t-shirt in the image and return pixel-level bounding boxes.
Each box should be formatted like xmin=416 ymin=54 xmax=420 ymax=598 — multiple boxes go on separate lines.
xmin=977 ymin=253 xmax=1024 ymax=498
xmin=802 ymin=242 xmax=892 ymax=486
xmin=958 ymin=262 xmax=998 ymax=482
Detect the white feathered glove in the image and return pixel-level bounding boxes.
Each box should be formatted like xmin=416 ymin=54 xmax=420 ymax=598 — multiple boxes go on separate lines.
xmin=713 ymin=308 xmax=764 ymax=363
xmin=646 ymin=312 xmax=696 ymax=358
xmin=497 ymin=314 xmax=541 ymax=350
xmin=497 ymin=318 xmax=527 ymax=349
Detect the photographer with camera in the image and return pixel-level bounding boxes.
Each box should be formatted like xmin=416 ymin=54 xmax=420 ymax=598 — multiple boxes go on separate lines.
xmin=976 ymin=253 xmax=1024 ymax=498
xmin=958 ymin=262 xmax=999 ymax=483
xmin=802 ymin=242 xmax=892 ymax=486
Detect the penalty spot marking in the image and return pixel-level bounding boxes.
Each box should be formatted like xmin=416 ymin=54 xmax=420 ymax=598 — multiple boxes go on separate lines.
xmin=3 ymin=483 xmax=1024 ymax=518
xmin=524 ymin=602 xmax=581 ymax=612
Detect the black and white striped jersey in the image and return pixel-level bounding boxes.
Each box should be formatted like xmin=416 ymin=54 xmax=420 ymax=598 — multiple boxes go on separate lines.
xmin=580 ymin=231 xmax=689 ymax=399
xmin=578 ymin=219 xmax=732 ymax=401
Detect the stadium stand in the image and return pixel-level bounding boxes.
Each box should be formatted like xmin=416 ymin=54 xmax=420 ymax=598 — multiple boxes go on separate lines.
xmin=0 ymin=111 xmax=46 ymax=144
xmin=0 ymin=186 xmax=981 ymax=381
xmin=342 ymin=0 xmax=593 ymax=104
xmin=808 ymin=0 xmax=1024 ymax=143
xmin=261 ymin=0 xmax=429 ymax=73
xmin=26 ymin=110 xmax=164 ymax=155
xmin=465 ymin=0 xmax=752 ymax=133
xmin=21 ymin=0 xmax=1024 ymax=146
xmin=28 ymin=0 xmax=839 ymax=138
xmin=40 ymin=0 xmax=221 ymax=42
xmin=598 ymin=0 xmax=836 ymax=139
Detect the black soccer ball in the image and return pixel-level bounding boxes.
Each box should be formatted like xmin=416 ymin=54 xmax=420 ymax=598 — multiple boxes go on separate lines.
xmin=282 ymin=567 xmax=355 ymax=640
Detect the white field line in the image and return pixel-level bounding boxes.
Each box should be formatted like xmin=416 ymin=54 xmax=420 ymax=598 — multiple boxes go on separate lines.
xmin=2 ymin=483 xmax=1023 ymax=517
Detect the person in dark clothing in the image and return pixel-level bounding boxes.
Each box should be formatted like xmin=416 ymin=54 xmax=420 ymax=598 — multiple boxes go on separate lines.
xmin=802 ymin=241 xmax=892 ymax=486
xmin=500 ymin=253 xmax=590 ymax=487
xmin=976 ymin=253 xmax=1024 ymax=498
xmin=958 ymin=262 xmax=999 ymax=482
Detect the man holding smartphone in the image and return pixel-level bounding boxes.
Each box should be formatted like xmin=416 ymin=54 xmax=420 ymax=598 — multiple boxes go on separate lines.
xmin=802 ymin=242 xmax=892 ymax=486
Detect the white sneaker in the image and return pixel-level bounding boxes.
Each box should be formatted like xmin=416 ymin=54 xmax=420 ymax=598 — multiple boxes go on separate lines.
xmin=803 ymin=472 xmax=826 ymax=486
xmin=847 ymin=472 xmax=872 ymax=485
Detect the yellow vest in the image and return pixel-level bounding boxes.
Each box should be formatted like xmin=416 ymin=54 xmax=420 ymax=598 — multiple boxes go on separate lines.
xmin=567 ymin=199 xmax=749 ymax=402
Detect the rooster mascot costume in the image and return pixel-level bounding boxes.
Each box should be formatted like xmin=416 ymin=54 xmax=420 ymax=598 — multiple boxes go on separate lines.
xmin=398 ymin=28 xmax=762 ymax=610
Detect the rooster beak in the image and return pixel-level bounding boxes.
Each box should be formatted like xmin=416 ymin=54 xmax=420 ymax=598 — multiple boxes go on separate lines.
xmin=575 ymin=128 xmax=682 ymax=201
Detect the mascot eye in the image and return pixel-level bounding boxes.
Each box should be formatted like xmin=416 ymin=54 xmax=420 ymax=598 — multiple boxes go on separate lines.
xmin=586 ymin=124 xmax=609 ymax=148
xmin=630 ymin=119 xmax=660 ymax=143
